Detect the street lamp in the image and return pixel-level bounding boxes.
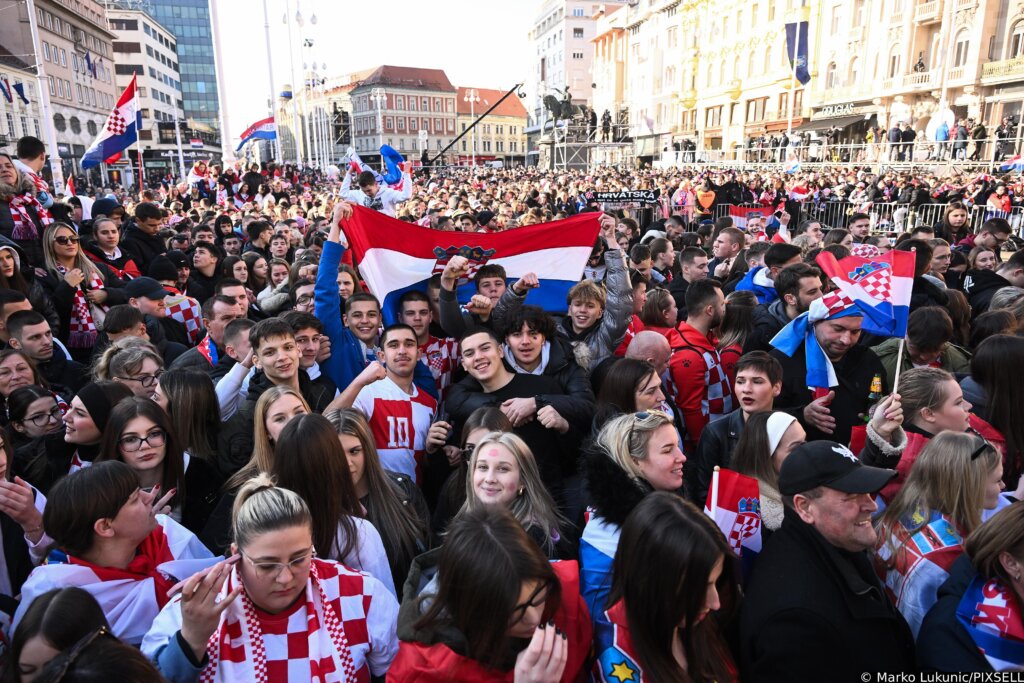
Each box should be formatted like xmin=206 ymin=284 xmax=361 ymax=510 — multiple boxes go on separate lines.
xmin=464 ymin=88 xmax=480 ymax=167
xmin=371 ymin=87 xmax=386 ymax=160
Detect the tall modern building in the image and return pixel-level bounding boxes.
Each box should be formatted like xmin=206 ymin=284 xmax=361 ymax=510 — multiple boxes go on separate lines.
xmin=123 ymin=0 xmax=220 ymax=150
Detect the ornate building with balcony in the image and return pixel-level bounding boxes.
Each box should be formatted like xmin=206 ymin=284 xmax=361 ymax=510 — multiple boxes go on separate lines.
xmin=808 ymin=0 xmax=1017 ymax=144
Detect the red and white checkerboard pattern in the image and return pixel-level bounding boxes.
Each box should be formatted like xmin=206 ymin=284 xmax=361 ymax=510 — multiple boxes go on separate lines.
xmin=420 ymin=336 xmax=459 ymax=401
xmin=166 ymin=294 xmax=203 ymax=345
xmin=728 ymin=513 xmax=760 ymax=554
xmin=105 ymin=109 xmax=127 ymax=135
xmin=854 ymin=270 xmax=892 ymax=301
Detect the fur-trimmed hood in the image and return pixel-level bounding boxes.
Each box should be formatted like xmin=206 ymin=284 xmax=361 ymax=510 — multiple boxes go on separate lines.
xmin=0 ymin=173 xmax=37 ymax=201
xmin=581 ymin=440 xmax=655 ymax=528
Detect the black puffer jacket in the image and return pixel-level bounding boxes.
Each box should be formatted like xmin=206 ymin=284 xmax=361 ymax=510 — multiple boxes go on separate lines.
xmin=582 ymin=437 xmax=659 ymax=527
xmin=743 ymin=299 xmax=790 ymax=353
xmin=503 ymin=337 xmax=595 ymax=430
xmin=962 ymin=269 xmax=1012 ymax=318
xmin=120 ymin=223 xmax=167 ymax=273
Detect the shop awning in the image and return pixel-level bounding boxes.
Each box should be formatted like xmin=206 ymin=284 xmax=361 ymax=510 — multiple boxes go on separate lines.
xmin=796 ymin=114 xmax=870 ymax=132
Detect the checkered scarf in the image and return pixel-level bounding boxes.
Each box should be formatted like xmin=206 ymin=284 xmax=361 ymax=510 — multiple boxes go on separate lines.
xmin=8 ymin=193 xmax=53 ymax=241
xmin=199 ymin=560 xmax=357 ymax=683
xmin=56 ymin=265 xmax=102 ymax=348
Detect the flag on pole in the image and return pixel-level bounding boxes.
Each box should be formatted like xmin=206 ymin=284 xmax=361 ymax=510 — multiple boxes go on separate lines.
xmin=705 ymin=468 xmax=762 ymax=575
xmin=81 ymin=75 xmax=141 ymax=169
xmin=343 ymin=206 xmax=601 ymax=324
xmin=65 ymin=176 xmax=75 ymax=198
xmin=11 ymin=82 xmax=29 ymax=105
xmin=0 ymin=79 xmax=11 ymax=103
xmin=234 ymin=116 xmax=276 ymax=151
xmin=785 ymin=20 xmax=811 ymax=85
xmin=815 ymin=250 xmax=916 ymax=338
xmin=190 ymin=138 xmax=203 ymax=149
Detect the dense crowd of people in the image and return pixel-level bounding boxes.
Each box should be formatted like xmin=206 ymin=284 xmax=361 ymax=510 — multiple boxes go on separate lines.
xmin=0 ymin=130 xmax=1023 ymax=681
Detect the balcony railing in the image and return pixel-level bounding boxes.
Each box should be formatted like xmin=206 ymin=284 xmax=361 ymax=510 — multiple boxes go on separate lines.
xmin=904 ymin=70 xmax=935 ymax=88
xmin=982 ymin=55 xmax=1024 ymax=82
xmin=946 ymin=65 xmax=966 ymax=82
xmin=915 ymin=0 xmax=940 ymax=22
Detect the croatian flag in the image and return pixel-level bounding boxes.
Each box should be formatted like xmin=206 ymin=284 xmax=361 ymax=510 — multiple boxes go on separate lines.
xmin=189 ymin=138 xmax=203 ymax=149
xmin=729 ymin=206 xmax=767 ymax=229
xmin=815 ymin=249 xmax=916 ymax=337
xmin=1000 ymin=155 xmax=1024 ymax=173
xmin=65 ymin=176 xmax=75 ymax=198
xmin=81 ymin=74 xmax=140 ymax=169
xmin=705 ymin=468 xmax=762 ymax=577
xmin=344 ymin=206 xmax=601 ymax=324
xmin=234 ymin=116 xmax=276 ymax=151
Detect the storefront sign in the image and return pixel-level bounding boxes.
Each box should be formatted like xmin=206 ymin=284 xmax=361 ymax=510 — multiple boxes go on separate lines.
xmin=817 ymin=103 xmax=855 ymax=118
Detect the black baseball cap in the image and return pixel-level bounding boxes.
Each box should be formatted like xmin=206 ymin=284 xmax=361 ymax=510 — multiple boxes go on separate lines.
xmin=124 ymin=277 xmax=171 ymax=301
xmin=779 ymin=441 xmax=896 ymax=496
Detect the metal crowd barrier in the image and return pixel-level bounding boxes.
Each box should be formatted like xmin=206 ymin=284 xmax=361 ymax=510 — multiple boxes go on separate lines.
xmin=708 ymin=201 xmax=1024 ymax=237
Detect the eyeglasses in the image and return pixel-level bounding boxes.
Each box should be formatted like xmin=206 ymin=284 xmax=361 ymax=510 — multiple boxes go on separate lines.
xmin=22 ymin=404 xmax=64 ymax=427
xmin=118 ymin=429 xmax=166 ymax=452
xmin=461 ymin=442 xmax=477 ymax=462
xmin=116 ymin=370 xmax=163 ymax=388
xmin=48 ymin=626 xmax=112 ymax=681
xmin=54 ymin=235 xmax=81 ymax=246
xmin=509 ymin=578 xmax=554 ymax=626
xmin=627 ymin=410 xmax=652 ymax=449
xmin=241 ymin=547 xmax=316 ymax=580
xmin=970 ymin=438 xmax=994 ymax=461
xmin=295 ymin=294 xmax=314 ymax=306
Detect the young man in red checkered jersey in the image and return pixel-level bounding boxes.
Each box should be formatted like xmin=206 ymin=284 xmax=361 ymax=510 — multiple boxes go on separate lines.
xmin=397 ymin=291 xmax=458 ymax=403
xmin=326 ymin=324 xmax=449 ymax=485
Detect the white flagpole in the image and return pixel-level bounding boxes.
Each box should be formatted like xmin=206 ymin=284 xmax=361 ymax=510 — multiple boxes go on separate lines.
xmin=132 ymin=74 xmax=144 ymax=190
xmin=708 ymin=465 xmax=721 ymax=520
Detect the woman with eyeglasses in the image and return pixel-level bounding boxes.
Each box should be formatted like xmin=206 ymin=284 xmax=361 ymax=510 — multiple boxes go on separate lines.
xmin=142 ymin=474 xmax=399 ymax=682
xmin=874 ymin=432 xmax=1006 ymax=637
xmin=13 ymin=461 xmax=216 ymax=646
xmin=579 ymin=411 xmax=686 ymax=649
xmin=389 ymin=505 xmax=590 ymax=682
xmin=270 ymin=413 xmax=396 ymax=596
xmin=326 ymin=408 xmax=430 ymax=594
xmin=39 ymin=222 xmax=126 ymax=364
xmin=595 ymin=492 xmax=740 ymax=683
xmin=5 ymin=385 xmax=64 ymax=453
xmin=4 ymin=587 xmax=111 ymax=683
xmin=95 ymin=397 xmax=219 ymax=534
xmin=458 ymin=431 xmax=573 ymax=561
xmin=432 ymin=406 xmax=513 ymax=536
xmin=91 ymin=338 xmax=164 ymax=400
xmin=9 ymin=381 xmax=131 ymax=496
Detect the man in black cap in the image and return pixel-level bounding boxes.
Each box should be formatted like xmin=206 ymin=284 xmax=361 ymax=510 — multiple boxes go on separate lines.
xmin=476 ymin=210 xmax=497 ymax=232
xmin=124 ymin=277 xmax=190 ymax=364
xmin=740 ymin=441 xmax=916 ymax=681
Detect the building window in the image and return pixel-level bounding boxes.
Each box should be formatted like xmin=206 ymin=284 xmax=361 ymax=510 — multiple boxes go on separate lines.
xmin=1010 ymin=22 xmax=1024 ymax=59
xmin=87 ymin=120 xmax=97 ymax=136
xmin=48 ymin=75 xmax=55 ymax=96
xmin=53 ymin=113 xmax=65 ymax=131
xmin=825 ymin=62 xmax=837 ymax=89
xmin=572 ymin=7 xmax=584 ymax=16
xmin=395 ymin=95 xmax=404 ymax=109
xmin=573 ymin=28 xmax=584 ymax=38
xmin=43 ymin=42 xmax=50 ymax=61
xmin=397 ymin=117 xmax=405 ymax=130
xmin=746 ymin=97 xmax=768 ymax=122
xmin=76 ymin=83 xmax=83 ymax=103
xmin=849 ymin=57 xmax=860 ymax=84
xmin=705 ymin=106 xmax=722 ymax=127
xmin=953 ymin=32 xmax=969 ymax=67
xmin=59 ymin=48 xmax=67 ymax=67
xmin=572 ymin=51 xmax=584 ymax=59
xmin=385 ymin=116 xmax=394 ymax=130
xmin=888 ymin=48 xmax=900 ymax=77
xmin=69 ymin=117 xmax=81 ymax=134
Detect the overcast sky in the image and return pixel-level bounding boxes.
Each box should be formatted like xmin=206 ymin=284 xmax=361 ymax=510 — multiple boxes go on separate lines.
xmin=218 ymin=0 xmax=533 ymax=141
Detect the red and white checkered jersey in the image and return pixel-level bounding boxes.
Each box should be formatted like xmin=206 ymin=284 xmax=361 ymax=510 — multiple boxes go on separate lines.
xmin=352 ymin=377 xmax=437 ymax=483
xmin=419 ymin=335 xmax=459 ymax=402
xmin=165 ymin=292 xmax=203 ymax=345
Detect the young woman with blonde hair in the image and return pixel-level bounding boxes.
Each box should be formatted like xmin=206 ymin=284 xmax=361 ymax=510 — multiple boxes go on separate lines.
xmin=458 ymin=431 xmax=571 ymax=559
xmin=875 ymin=432 xmax=1005 ymax=636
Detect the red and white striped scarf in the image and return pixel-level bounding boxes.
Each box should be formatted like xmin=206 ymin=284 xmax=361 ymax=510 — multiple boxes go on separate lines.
xmin=200 ymin=560 xmax=358 ymax=683
xmin=56 ymin=265 xmax=102 ymax=348
xmin=8 ymin=193 xmax=53 ymax=241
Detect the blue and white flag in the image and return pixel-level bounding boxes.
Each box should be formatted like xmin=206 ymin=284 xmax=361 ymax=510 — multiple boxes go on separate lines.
xmin=81 ymin=75 xmax=140 ymax=169
xmin=785 ymin=20 xmax=811 ymax=85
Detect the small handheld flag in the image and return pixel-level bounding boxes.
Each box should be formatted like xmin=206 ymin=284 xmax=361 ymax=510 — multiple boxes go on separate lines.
xmin=706 ymin=467 xmax=762 ymax=575
xmin=815 ymin=250 xmax=916 ymax=338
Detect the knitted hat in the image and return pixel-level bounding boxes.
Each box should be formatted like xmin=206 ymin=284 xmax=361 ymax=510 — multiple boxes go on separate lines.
xmin=148 ymin=255 xmax=179 ymax=283
xmin=75 ymin=381 xmax=132 ymax=433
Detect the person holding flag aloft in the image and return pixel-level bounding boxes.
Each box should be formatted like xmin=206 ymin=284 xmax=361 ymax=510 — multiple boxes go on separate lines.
xmin=770 ymin=290 xmax=887 ymax=446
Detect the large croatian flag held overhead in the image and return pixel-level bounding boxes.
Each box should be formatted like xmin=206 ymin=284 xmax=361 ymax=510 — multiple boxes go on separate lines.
xmin=815 ymin=250 xmax=916 ymax=338
xmin=81 ymin=74 xmax=141 ymax=169
xmin=235 ymin=116 xmax=277 ymax=151
xmin=343 ymin=206 xmax=602 ymax=324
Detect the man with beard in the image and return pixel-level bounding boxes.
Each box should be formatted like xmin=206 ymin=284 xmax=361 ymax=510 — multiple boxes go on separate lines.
xmin=668 ymin=279 xmax=734 ymax=451
xmin=744 ymin=263 xmax=822 ymax=353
